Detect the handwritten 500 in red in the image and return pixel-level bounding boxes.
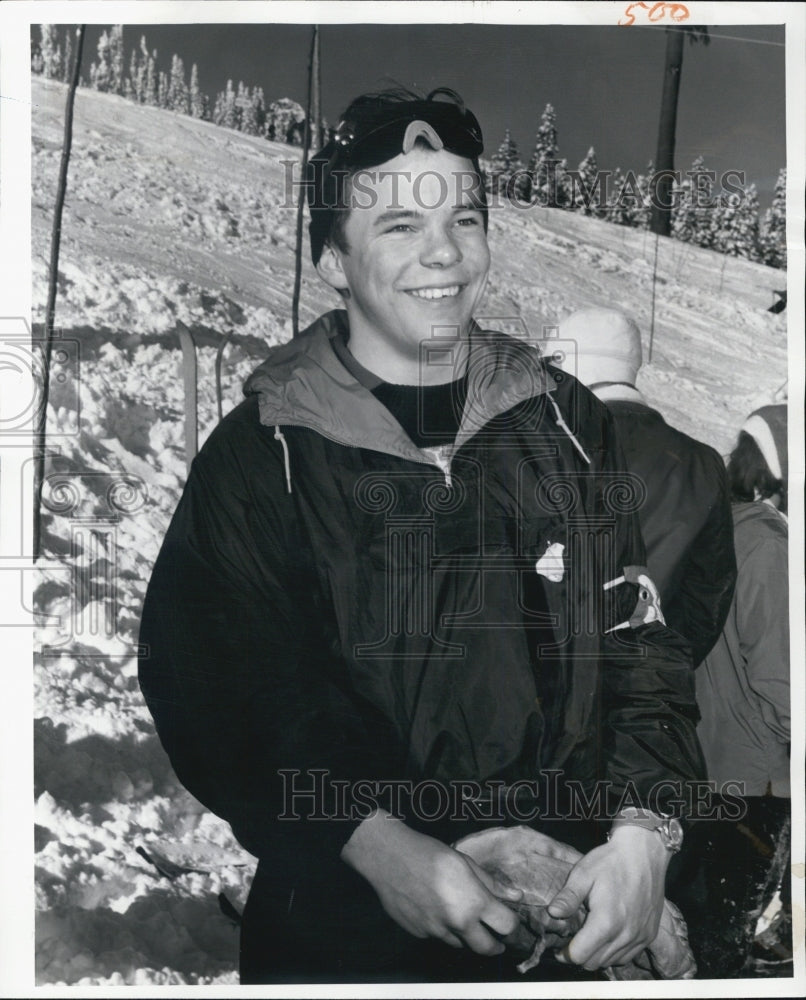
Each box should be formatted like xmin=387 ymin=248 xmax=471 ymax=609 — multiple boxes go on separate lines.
xmin=619 ymin=2 xmax=690 ymax=25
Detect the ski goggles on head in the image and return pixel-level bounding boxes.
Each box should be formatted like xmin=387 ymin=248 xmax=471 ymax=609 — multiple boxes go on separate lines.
xmin=330 ymin=95 xmax=484 ymax=170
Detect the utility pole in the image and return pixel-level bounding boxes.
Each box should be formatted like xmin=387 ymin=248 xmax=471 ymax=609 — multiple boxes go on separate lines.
xmin=291 ymin=25 xmax=317 ymax=338
xmin=34 ymin=26 xmax=85 ymax=561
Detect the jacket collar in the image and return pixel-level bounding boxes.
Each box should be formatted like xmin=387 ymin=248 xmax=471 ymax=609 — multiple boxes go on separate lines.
xmin=244 ymin=309 xmax=552 ymax=464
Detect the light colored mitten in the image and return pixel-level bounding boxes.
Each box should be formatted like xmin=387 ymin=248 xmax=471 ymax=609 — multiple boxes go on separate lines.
xmin=454 ymin=825 xmax=696 ymax=979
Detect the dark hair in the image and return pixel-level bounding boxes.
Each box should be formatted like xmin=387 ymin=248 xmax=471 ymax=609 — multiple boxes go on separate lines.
xmin=727 ymin=430 xmax=787 ymax=513
xmin=306 ymin=86 xmax=487 ymax=266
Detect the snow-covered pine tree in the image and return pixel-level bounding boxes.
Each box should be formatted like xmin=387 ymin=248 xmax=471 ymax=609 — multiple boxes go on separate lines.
xmin=223 ymin=80 xmax=237 ymax=129
xmin=671 ymin=156 xmax=715 ymax=248
xmin=251 ymin=87 xmax=267 ymax=136
xmin=526 ymin=104 xmax=563 ymax=207
xmin=128 ymin=45 xmax=139 ymax=100
xmin=605 ymin=167 xmax=628 ymax=225
xmin=31 ymin=41 xmax=44 ymax=76
xmin=239 ymin=84 xmax=263 ymax=136
xmin=38 ymin=25 xmax=61 ymax=80
xmin=189 ymin=64 xmax=205 ymax=119
xmin=212 ymin=89 xmax=226 ymax=126
xmin=759 ymin=168 xmax=786 ymax=269
xmin=109 ymin=26 xmax=124 ymax=95
xmin=63 ymin=28 xmax=73 ymax=83
xmin=607 ymin=169 xmax=641 ymax=228
xmin=235 ymin=81 xmax=250 ymax=132
xmin=168 ymin=54 xmax=189 ymax=114
xmin=631 ymin=161 xmax=654 ymax=229
xmin=712 ymin=183 xmax=761 ymax=261
xmin=134 ymin=36 xmax=149 ymax=103
xmin=157 ymin=70 xmax=169 ymax=109
xmin=265 ymin=98 xmax=306 ymax=144
xmin=145 ymin=48 xmax=158 ymax=106
xmin=488 ymin=130 xmax=527 ymax=200
xmin=91 ymin=29 xmax=112 ymax=91
xmin=569 ymin=147 xmax=605 ymax=217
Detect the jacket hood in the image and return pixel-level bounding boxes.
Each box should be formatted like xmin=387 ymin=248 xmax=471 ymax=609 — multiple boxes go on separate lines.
xmin=244 ymin=309 xmax=554 ymax=465
xmin=732 ymin=499 xmax=788 ymax=533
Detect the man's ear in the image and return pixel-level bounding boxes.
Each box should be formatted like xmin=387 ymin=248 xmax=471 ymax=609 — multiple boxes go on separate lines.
xmin=316 ymin=242 xmax=349 ymax=294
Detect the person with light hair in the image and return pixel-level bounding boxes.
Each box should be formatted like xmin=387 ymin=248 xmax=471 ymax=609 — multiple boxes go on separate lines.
xmin=554 ymin=307 xmax=736 ymax=667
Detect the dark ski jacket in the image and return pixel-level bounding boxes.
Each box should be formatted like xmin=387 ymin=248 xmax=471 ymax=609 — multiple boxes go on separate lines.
xmin=696 ymin=501 xmax=790 ymax=796
xmin=599 ymin=390 xmax=737 ymax=666
xmin=139 ymin=310 xmax=704 ymax=890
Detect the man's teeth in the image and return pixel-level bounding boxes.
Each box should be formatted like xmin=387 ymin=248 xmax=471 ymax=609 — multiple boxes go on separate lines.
xmin=408 ymin=285 xmax=461 ymax=300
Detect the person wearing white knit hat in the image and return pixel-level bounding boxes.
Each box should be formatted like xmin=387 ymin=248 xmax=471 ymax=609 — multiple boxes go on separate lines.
xmin=554 ymin=307 xmax=737 ymax=667
xmin=692 ymin=403 xmax=790 ymax=973
xmin=733 ymin=404 xmax=788 ymax=512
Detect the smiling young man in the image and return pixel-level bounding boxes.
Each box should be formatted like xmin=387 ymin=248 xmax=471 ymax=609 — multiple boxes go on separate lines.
xmin=139 ymin=89 xmax=705 ymax=983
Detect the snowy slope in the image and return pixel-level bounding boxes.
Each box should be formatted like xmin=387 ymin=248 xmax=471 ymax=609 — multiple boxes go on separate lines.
xmin=31 ymin=77 xmax=788 ymax=986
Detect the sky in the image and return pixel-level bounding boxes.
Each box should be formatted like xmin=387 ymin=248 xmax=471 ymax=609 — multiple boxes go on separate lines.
xmin=43 ymin=21 xmax=787 ymax=206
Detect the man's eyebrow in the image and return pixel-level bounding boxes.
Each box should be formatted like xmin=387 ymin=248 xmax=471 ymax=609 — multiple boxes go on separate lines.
xmin=452 ymin=201 xmax=485 ymax=212
xmin=373 ymin=209 xmax=422 ymax=226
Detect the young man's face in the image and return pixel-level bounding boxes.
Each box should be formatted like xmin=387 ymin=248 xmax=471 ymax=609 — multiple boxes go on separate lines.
xmin=319 ymin=147 xmax=490 ymax=369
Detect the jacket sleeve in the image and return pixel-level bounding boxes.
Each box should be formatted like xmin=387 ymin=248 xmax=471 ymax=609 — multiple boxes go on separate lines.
xmin=736 ymin=527 xmax=790 ymax=744
xmin=677 ymin=450 xmax=737 ymax=665
xmin=138 ymin=407 xmax=376 ymax=877
xmin=591 ymin=401 xmax=707 ymax=816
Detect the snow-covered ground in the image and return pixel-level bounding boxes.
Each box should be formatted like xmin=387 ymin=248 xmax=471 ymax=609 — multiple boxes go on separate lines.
xmin=31 ymin=77 xmax=788 ymax=986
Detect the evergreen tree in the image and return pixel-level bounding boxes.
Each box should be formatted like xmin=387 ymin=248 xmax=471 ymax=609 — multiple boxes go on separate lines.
xmin=488 ymin=130 xmax=527 ymax=200
xmin=223 ymin=79 xmax=237 ymax=129
xmin=240 ymin=83 xmax=265 ymax=135
xmin=63 ymin=28 xmax=73 ymax=83
xmin=157 ymin=70 xmax=169 ymax=109
xmin=265 ymin=98 xmax=305 ymax=143
xmin=569 ymin=147 xmax=605 ymax=216
xmin=251 ymin=86 xmax=267 ymax=135
xmin=605 ymin=167 xmax=629 ymax=225
xmin=39 ymin=25 xmax=62 ymax=80
xmin=189 ymin=64 xmax=205 ymax=118
xmin=526 ymin=104 xmax=562 ymax=206
xmin=712 ymin=183 xmax=761 ymax=261
xmin=135 ymin=36 xmax=150 ymax=104
xmin=128 ymin=44 xmax=139 ymax=100
xmin=168 ymin=54 xmax=189 ymax=113
xmin=633 ymin=161 xmax=654 ymax=229
xmin=234 ymin=81 xmax=250 ymax=131
xmin=109 ymin=25 xmax=124 ymax=94
xmin=145 ymin=48 xmax=158 ymax=106
xmin=671 ymin=156 xmax=716 ymax=248
xmin=31 ymin=39 xmax=44 ymax=76
xmin=91 ymin=29 xmax=112 ymax=91
xmin=759 ymin=168 xmax=786 ymax=269
xmin=212 ymin=89 xmax=226 ymax=127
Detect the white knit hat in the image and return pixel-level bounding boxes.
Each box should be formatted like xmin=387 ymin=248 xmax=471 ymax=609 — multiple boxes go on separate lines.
xmin=742 ymin=404 xmax=787 ymax=483
xmin=555 ymin=308 xmax=642 ymax=387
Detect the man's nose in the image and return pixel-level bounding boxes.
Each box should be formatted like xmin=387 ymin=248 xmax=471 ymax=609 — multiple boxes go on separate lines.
xmin=420 ymin=226 xmax=463 ymax=267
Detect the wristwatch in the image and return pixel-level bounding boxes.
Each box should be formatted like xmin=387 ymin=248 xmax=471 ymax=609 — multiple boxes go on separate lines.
xmin=608 ymin=807 xmax=684 ymax=854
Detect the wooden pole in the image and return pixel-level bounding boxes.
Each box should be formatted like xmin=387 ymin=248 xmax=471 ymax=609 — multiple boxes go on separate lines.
xmin=648 ymin=232 xmax=660 ymax=363
xmin=176 ymin=321 xmax=198 ymax=477
xmin=291 ymin=25 xmax=317 ymax=338
xmin=215 ymin=331 xmax=232 ymax=422
xmin=312 ymin=26 xmax=322 ymax=150
xmin=650 ymin=28 xmax=684 ymax=238
xmin=34 ymin=25 xmax=85 ymax=562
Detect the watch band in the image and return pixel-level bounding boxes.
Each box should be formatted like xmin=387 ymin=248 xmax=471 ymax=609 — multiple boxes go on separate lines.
xmin=608 ymin=807 xmax=684 ymax=853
